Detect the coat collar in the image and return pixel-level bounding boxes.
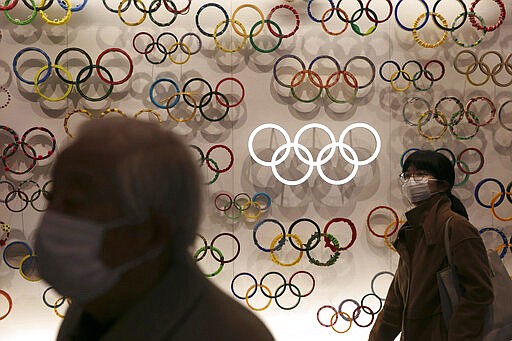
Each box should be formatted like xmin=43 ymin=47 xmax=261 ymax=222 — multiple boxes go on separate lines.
xmin=404 ymin=193 xmax=452 ymax=246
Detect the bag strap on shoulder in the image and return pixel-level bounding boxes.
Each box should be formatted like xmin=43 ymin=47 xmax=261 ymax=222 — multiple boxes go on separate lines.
xmin=443 ymin=216 xmax=455 ymax=268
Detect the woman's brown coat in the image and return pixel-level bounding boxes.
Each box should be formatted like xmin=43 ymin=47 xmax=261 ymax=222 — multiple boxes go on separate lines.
xmin=369 ymin=194 xmax=493 ymax=341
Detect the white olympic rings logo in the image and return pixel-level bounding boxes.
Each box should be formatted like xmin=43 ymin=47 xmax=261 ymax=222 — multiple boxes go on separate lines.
xmin=248 ymin=123 xmax=381 ymax=186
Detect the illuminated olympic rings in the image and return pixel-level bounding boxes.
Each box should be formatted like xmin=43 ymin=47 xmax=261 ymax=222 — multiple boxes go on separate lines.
xmin=188 ymin=144 xmax=234 ymax=186
xmin=195 ymin=3 xmax=299 ymax=53
xmin=273 ymin=54 xmax=376 ymax=104
xmin=214 ymin=192 xmax=271 ymax=222
xmin=193 ymin=232 xmax=240 ymax=277
xmin=454 ymin=50 xmax=512 ymax=88
xmin=248 ymin=122 xmax=381 ymax=186
xmin=231 ymin=271 xmax=315 ymax=311
xmin=132 ymin=31 xmax=202 ymax=65
xmin=149 ymin=77 xmax=244 ymax=122
xmin=379 ymin=59 xmax=445 ymax=92
xmin=12 ymin=46 xmax=133 ymax=102
xmin=401 ymin=95 xmax=495 ymax=141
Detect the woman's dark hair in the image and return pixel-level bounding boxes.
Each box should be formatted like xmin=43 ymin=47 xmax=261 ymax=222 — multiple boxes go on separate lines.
xmin=402 ymin=150 xmax=469 ymax=219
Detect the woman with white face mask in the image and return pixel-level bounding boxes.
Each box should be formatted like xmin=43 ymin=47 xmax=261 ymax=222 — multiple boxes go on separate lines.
xmin=369 ymin=150 xmax=493 ymax=341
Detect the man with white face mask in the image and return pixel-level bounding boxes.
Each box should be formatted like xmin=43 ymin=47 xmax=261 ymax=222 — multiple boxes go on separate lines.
xmin=35 ymin=118 xmax=274 ymax=341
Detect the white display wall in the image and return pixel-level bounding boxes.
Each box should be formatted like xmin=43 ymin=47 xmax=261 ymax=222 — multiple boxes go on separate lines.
xmin=0 ymin=1 xmax=511 ymax=340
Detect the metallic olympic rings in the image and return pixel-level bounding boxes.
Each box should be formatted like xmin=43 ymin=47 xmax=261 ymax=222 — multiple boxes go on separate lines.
xmin=188 ymin=144 xmax=234 ymax=186
xmin=13 ymin=46 xmax=133 ymax=102
xmin=231 ymin=271 xmax=315 ymax=311
xmin=379 ymin=59 xmax=445 ymax=92
xmin=454 ymin=50 xmax=512 ymax=88
xmin=214 ymin=191 xmax=271 ymax=222
xmin=273 ymin=54 xmax=375 ymax=104
xmin=248 ymin=122 xmax=381 ymax=186
xmin=149 ymin=76 xmax=244 ymax=122
xmin=132 ymin=31 xmax=202 ymax=65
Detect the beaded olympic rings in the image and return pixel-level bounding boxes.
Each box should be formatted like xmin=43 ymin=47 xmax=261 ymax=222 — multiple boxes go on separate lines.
xmin=454 ymin=50 xmax=512 ymax=88
xmin=273 ymin=54 xmax=375 ymax=104
xmin=231 ymin=271 xmax=315 ymax=311
xmin=195 ymin=3 xmax=299 ymax=53
xmin=479 ymin=227 xmax=511 ymax=259
xmin=13 ymin=46 xmax=133 ymax=102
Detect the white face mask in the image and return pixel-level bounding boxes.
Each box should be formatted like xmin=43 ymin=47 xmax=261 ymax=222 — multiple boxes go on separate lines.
xmin=402 ymin=177 xmax=433 ymax=204
xmin=35 ymin=210 xmax=161 ymax=305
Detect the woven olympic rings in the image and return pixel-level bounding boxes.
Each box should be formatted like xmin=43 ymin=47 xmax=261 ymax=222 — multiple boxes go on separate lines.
xmin=400 ymin=147 xmax=484 ymax=187
xmin=273 ymin=54 xmax=375 ymax=104
xmin=102 ymin=0 xmax=189 ymax=27
xmin=188 ymin=144 xmax=234 ymax=186
xmin=13 ymin=46 xmax=133 ymax=102
xmin=0 ymin=179 xmax=52 ymax=212
xmin=379 ymin=59 xmax=445 ymax=92
xmin=454 ymin=50 xmax=512 ymax=88
xmin=231 ymin=271 xmax=315 ymax=311
xmin=1 ymin=0 xmax=85 ymax=25
xmin=149 ymin=77 xmax=244 ymax=123
xmin=132 ymin=31 xmax=201 ymax=65
xmin=479 ymin=227 xmax=512 ymax=259
xmin=214 ymin=192 xmax=271 ymax=222
xmin=193 ymin=233 xmax=240 ymax=277
xmin=248 ymin=122 xmax=381 ymax=186
xmin=195 ymin=3 xmax=299 ymax=53
xmin=402 ymin=95 xmax=496 ymax=141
